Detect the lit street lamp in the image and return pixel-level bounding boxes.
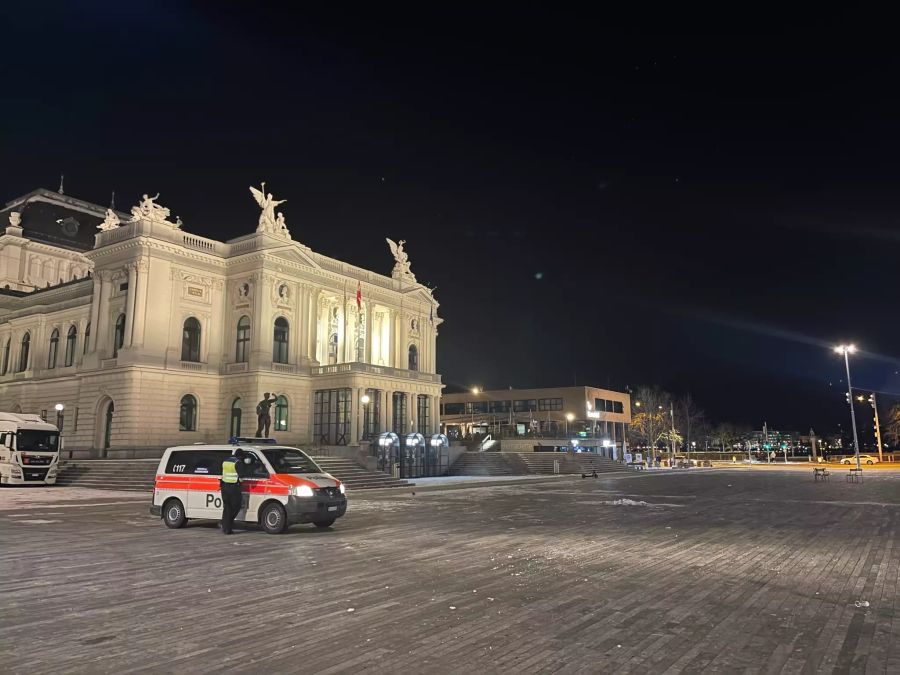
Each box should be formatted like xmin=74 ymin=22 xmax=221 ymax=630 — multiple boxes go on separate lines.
xmin=565 ymin=412 xmax=575 ymax=437
xmin=834 ymin=344 xmax=862 ymax=472
xmin=54 ymin=402 xmax=65 ymax=433
xmin=358 ymin=393 xmax=371 ymax=443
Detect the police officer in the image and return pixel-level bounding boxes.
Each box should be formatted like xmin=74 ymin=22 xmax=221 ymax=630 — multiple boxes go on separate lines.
xmin=220 ymin=448 xmax=246 ymax=535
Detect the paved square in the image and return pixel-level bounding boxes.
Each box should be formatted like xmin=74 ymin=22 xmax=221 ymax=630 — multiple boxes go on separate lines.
xmin=3 ymin=469 xmax=899 ymax=673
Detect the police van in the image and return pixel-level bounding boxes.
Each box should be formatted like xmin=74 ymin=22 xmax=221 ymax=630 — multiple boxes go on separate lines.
xmin=150 ymin=441 xmax=347 ymax=534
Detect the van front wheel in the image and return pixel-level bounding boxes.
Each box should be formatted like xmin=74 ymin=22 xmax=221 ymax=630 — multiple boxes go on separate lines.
xmin=261 ymin=503 xmax=287 ymax=534
xmin=163 ymin=498 xmax=187 ymax=529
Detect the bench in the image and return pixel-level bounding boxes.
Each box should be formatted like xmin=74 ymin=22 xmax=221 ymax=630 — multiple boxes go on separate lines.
xmin=813 ymin=467 xmax=830 ymax=482
xmin=847 ymin=468 xmax=863 ymax=483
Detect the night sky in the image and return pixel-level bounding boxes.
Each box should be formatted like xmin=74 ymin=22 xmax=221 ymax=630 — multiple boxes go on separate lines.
xmin=3 ymin=4 xmax=898 ymax=433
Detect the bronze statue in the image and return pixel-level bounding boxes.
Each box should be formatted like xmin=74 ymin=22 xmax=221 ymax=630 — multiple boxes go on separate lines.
xmin=255 ymin=392 xmax=279 ymax=438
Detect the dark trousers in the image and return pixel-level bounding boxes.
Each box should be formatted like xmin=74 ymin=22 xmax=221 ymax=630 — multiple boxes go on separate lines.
xmin=255 ymin=414 xmax=270 ymax=438
xmin=220 ymin=481 xmax=242 ymax=534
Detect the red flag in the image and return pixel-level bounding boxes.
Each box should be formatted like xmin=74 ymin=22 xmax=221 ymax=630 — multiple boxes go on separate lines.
xmin=356 ymin=281 xmax=362 ymax=311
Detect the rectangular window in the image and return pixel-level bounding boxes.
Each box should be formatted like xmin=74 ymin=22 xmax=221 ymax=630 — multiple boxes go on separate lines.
xmin=489 ymin=400 xmax=511 ymax=414
xmin=392 ymin=392 xmax=407 ymax=433
xmin=313 ymin=388 xmax=351 ymax=446
xmin=613 ymin=401 xmax=624 ymax=414
xmin=443 ymin=402 xmax=465 ymax=415
xmin=417 ymin=395 xmax=430 ymax=435
xmin=538 ymin=398 xmax=563 ymax=411
xmin=466 ymin=401 xmax=488 ymax=414
xmin=605 ymin=400 xmax=614 ymax=413
xmin=119 ymin=282 xmax=128 ymax=292
xmin=514 ymin=399 xmax=537 ymax=413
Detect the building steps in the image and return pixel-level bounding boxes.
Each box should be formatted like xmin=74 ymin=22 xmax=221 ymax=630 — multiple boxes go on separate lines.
xmin=55 ymin=457 xmax=413 ymax=492
xmin=448 ymin=452 xmax=631 ymax=476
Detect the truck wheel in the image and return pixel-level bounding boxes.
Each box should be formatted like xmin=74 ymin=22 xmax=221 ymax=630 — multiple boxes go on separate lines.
xmin=314 ymin=519 xmax=336 ymax=529
xmin=163 ymin=498 xmax=187 ymax=529
xmin=261 ymin=503 xmax=287 ymax=534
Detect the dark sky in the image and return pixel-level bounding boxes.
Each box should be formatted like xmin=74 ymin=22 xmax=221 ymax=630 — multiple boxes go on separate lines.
xmin=3 ymin=4 xmax=899 ymax=433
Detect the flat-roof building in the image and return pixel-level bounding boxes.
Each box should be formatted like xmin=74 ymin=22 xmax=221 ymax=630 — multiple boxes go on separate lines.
xmin=440 ymin=385 xmax=631 ymax=451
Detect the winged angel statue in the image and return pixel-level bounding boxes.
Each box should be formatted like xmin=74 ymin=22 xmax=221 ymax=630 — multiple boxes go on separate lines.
xmin=386 ymin=238 xmax=416 ymax=283
xmin=249 ymin=182 xmax=290 ymax=237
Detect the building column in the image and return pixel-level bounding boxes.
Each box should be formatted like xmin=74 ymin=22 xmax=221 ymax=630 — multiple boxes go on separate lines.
xmin=123 ymin=263 xmax=137 ymax=347
xmin=381 ymin=389 xmax=391 ymax=434
xmin=431 ymin=395 xmax=440 ymax=435
xmin=308 ymin=288 xmax=320 ymax=363
xmin=407 ymin=392 xmax=415 ymax=435
xmin=298 ymin=285 xmax=309 ymax=363
xmin=365 ymin=302 xmax=374 ymax=364
xmin=350 ymin=387 xmax=362 ymax=446
xmin=87 ymin=274 xmax=102 ymax=352
xmin=95 ymin=271 xmax=113 ymax=355
xmin=130 ymin=259 xmax=149 ymax=347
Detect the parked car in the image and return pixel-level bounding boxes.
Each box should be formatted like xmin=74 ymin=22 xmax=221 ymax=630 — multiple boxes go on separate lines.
xmin=841 ymin=455 xmax=879 ymax=465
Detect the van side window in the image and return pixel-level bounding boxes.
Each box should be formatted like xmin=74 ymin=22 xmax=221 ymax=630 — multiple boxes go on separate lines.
xmin=243 ymin=452 xmax=269 ymax=479
xmin=193 ymin=450 xmax=231 ymax=476
xmin=165 ymin=451 xmax=200 ymax=474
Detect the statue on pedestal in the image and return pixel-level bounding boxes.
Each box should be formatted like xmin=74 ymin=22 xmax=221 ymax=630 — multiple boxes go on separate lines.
xmin=255 ymin=393 xmax=279 ymax=438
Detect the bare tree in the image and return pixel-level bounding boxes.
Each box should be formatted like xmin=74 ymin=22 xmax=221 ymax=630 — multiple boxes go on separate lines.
xmin=885 ymin=404 xmax=900 ymax=446
xmin=627 ymin=386 xmax=672 ymax=459
xmin=675 ymin=393 xmax=706 ymax=457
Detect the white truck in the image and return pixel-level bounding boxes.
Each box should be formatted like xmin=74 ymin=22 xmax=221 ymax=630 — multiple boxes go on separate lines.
xmin=0 ymin=412 xmax=61 ymax=485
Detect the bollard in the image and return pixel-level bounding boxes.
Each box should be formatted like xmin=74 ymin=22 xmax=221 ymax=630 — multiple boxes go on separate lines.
xmin=553 ymin=459 xmax=560 ymax=474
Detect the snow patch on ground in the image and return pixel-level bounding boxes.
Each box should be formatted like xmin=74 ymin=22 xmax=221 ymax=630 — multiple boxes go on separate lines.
xmin=0 ymin=487 xmax=149 ymax=510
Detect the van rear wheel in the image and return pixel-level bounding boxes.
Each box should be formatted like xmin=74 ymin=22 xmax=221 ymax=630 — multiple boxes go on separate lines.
xmin=163 ymin=498 xmax=187 ymax=529
xmin=314 ymin=519 xmax=335 ymax=529
xmin=261 ymin=503 xmax=287 ymax=534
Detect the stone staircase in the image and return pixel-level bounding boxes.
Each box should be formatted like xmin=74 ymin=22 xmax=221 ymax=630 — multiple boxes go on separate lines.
xmin=448 ymin=452 xmax=632 ymax=477
xmin=55 ymin=457 xmax=412 ymax=492
xmin=56 ymin=460 xmax=158 ymax=491
xmin=310 ymin=457 xmax=412 ymax=490
xmin=448 ymin=452 xmax=528 ymax=476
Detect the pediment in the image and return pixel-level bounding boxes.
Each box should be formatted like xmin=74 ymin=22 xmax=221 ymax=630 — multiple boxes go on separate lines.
xmin=268 ymin=245 xmax=320 ymax=269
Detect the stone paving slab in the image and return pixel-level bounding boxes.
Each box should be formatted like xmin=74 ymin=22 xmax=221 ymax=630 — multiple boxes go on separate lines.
xmin=1 ymin=469 xmax=899 ymax=673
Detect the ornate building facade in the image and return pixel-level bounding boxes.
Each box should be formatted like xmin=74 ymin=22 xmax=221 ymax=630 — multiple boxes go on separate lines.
xmin=0 ymin=187 xmax=442 ymax=457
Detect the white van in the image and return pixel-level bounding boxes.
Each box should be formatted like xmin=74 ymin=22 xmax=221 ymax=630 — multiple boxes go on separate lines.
xmin=150 ymin=443 xmax=347 ymax=534
xmin=0 ymin=413 xmax=61 ymax=485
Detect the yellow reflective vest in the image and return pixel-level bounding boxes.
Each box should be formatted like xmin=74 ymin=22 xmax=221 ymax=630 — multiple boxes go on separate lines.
xmin=221 ymin=457 xmax=239 ymax=484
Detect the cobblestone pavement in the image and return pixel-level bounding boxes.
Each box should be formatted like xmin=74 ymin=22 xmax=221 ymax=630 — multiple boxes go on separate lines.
xmin=3 ymin=469 xmax=899 ymax=673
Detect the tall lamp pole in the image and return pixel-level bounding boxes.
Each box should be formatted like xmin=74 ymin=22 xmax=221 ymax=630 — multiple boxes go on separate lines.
xmin=870 ymin=393 xmax=884 ymax=464
xmin=359 ymin=393 xmax=370 ymax=444
xmin=834 ymin=344 xmax=862 ymax=472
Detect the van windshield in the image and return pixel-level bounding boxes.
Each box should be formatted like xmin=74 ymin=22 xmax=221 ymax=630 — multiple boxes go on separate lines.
xmin=17 ymin=430 xmax=60 ymax=452
xmin=262 ymin=449 xmax=321 ymax=474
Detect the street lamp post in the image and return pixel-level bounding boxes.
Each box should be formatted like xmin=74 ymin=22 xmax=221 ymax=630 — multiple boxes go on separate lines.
xmin=565 ymin=412 xmax=574 ymax=437
xmin=54 ymin=403 xmax=65 ymax=433
xmin=359 ymin=394 xmax=370 ymax=444
xmin=834 ymin=344 xmax=862 ymax=472
xmin=870 ymin=393 xmax=884 ymax=463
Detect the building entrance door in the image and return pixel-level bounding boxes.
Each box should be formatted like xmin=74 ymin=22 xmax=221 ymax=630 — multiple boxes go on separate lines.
xmin=102 ymin=401 xmax=114 ymax=457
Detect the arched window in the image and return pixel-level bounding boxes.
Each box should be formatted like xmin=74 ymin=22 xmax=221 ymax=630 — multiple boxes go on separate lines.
xmin=274 ymin=395 xmax=289 ymax=431
xmin=273 ymin=317 xmax=289 ymax=364
xmin=179 ymin=395 xmax=198 ymax=431
xmin=1 ymin=338 xmax=9 ymax=375
xmin=181 ymin=317 xmax=201 ymax=362
xmin=83 ymin=322 xmax=91 ymax=354
xmin=48 ymin=328 xmax=59 ymax=369
xmin=328 ymin=333 xmax=338 ymax=364
xmin=408 ymin=344 xmax=419 ymax=371
xmin=64 ymin=325 xmax=77 ymax=367
xmin=113 ymin=314 xmax=126 ymax=357
xmin=235 ymin=316 xmax=250 ymax=362
xmin=230 ymin=397 xmax=242 ymax=438
xmin=18 ymin=332 xmax=30 ymax=372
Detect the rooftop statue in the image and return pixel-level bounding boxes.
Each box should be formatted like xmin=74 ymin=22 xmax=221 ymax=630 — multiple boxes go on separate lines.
xmin=97 ymin=209 xmax=120 ymax=231
xmin=386 ymin=238 xmax=417 ymax=283
xmin=129 ymin=193 xmax=172 ymax=223
xmin=249 ymin=182 xmax=290 ymax=238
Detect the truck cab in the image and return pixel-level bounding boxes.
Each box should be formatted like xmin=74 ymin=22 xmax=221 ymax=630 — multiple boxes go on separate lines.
xmin=0 ymin=413 xmax=61 ymax=485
